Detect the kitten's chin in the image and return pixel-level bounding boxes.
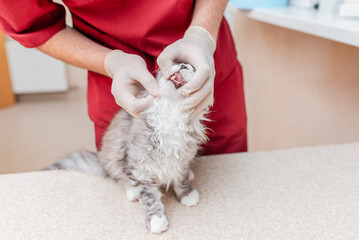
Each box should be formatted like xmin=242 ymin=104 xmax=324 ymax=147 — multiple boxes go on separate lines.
xmin=158 ymin=77 xmax=183 ymax=99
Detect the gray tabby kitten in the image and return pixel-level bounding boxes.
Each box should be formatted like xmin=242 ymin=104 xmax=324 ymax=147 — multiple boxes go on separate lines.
xmin=47 ymin=63 xmax=208 ymax=234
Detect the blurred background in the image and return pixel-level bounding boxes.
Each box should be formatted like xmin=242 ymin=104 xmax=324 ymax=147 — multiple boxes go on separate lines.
xmin=1 ymin=0 xmax=359 ymax=173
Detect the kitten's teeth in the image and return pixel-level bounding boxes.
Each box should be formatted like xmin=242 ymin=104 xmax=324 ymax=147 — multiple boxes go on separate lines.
xmin=169 ymin=65 xmax=181 ymax=75
xmin=180 ymin=189 xmax=199 ymax=207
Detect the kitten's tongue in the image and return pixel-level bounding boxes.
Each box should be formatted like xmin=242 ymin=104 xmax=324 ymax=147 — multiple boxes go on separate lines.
xmin=169 ymin=72 xmax=187 ymax=89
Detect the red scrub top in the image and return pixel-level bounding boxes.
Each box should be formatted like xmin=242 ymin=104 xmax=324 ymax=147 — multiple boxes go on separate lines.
xmin=0 ymin=0 xmax=247 ymax=155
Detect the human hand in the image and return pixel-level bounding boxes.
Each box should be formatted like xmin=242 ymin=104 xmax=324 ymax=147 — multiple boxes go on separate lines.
xmin=157 ymin=26 xmax=216 ymax=117
xmin=105 ymin=50 xmax=160 ymax=118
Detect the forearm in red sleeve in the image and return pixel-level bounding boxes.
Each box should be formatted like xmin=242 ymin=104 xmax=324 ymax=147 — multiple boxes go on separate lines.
xmin=190 ymin=0 xmax=229 ymax=41
xmin=0 ymin=1 xmax=66 ymax=47
xmin=37 ymin=26 xmax=111 ymax=77
xmin=0 ymin=1 xmax=110 ymax=76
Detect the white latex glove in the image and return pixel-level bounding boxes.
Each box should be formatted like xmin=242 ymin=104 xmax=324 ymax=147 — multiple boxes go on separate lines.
xmin=105 ymin=50 xmax=160 ymax=118
xmin=157 ymin=26 xmax=216 ymax=117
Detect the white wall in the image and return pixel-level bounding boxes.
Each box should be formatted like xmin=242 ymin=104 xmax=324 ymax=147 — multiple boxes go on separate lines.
xmin=234 ymin=12 xmax=359 ymax=151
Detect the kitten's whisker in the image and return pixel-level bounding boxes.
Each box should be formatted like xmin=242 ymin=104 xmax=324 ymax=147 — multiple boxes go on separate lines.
xmin=151 ymin=68 xmax=160 ymax=76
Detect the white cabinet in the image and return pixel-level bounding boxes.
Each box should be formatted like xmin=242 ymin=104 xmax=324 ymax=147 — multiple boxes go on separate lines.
xmin=5 ymin=39 xmax=68 ymax=94
xmin=247 ymin=7 xmax=359 ymax=47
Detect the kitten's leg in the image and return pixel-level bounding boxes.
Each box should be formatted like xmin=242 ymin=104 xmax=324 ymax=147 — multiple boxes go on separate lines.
xmin=173 ymin=172 xmax=200 ymax=207
xmin=188 ymin=169 xmax=194 ymax=182
xmin=137 ymin=185 xmax=169 ymax=234
xmin=125 ymin=181 xmax=141 ymax=202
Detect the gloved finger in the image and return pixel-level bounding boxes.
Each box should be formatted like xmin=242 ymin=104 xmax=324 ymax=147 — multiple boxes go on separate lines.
xmin=189 ymin=92 xmax=213 ymax=119
xmin=157 ymin=46 xmax=181 ymax=78
xmin=132 ymin=68 xmax=161 ymax=97
xmin=113 ymin=83 xmax=155 ymax=118
xmin=182 ymin=78 xmax=212 ymax=111
xmin=181 ymin=65 xmax=211 ymax=96
xmin=130 ymin=95 xmax=156 ymax=118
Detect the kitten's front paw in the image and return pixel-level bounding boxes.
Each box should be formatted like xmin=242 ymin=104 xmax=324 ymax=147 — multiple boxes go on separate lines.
xmin=180 ymin=189 xmax=199 ymax=207
xmin=147 ymin=215 xmax=169 ymax=234
xmin=126 ymin=186 xmax=139 ymax=202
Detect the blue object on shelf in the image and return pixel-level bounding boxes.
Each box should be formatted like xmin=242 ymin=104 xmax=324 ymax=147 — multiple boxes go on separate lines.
xmin=230 ymin=0 xmax=288 ymax=9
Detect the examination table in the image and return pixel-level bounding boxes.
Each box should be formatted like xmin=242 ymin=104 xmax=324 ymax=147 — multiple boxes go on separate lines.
xmin=0 ymin=143 xmax=358 ymax=239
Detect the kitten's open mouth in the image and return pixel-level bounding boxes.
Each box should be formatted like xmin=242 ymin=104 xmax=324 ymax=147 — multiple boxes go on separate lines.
xmin=169 ymin=72 xmax=187 ymax=89
xmin=169 ymin=63 xmax=193 ymax=89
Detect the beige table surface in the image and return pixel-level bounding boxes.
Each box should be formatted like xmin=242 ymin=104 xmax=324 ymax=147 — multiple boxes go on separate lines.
xmin=0 ymin=143 xmax=358 ymax=240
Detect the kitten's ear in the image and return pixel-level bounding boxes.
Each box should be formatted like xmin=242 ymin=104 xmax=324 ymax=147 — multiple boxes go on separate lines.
xmin=151 ymin=69 xmax=161 ymax=81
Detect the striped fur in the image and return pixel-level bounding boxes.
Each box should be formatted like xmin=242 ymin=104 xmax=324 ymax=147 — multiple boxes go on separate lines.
xmin=45 ymin=150 xmax=105 ymax=176
xmin=46 ymin=63 xmax=208 ymax=234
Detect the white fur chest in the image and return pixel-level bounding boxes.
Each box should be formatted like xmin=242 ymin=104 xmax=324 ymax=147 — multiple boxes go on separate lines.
xmin=142 ymin=77 xmax=206 ymax=185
